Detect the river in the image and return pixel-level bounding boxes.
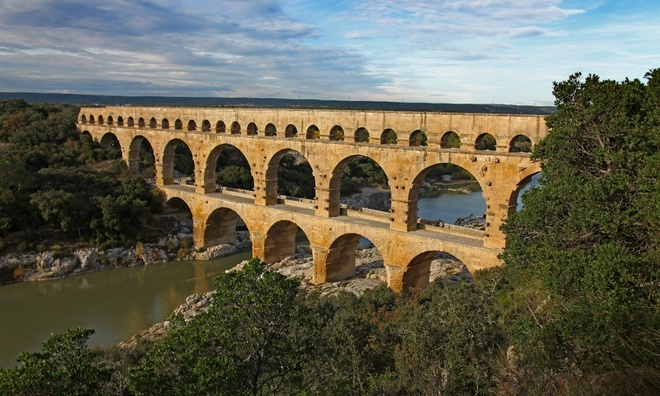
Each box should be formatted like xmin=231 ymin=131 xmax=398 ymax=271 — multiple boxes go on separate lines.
xmin=0 ymin=179 xmax=540 ymax=368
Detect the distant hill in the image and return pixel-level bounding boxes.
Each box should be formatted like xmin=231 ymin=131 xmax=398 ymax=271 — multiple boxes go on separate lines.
xmin=0 ymin=92 xmax=555 ymax=115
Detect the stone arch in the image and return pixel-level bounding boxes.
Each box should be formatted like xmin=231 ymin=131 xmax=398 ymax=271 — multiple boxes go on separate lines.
xmin=98 ymin=115 xmax=104 ymax=125
xmin=329 ymin=125 xmax=344 ymax=141
xmin=507 ymin=171 xmax=542 ymax=214
xmin=161 ymin=118 xmax=170 ymax=129
xmin=162 ymin=138 xmax=195 ymax=185
xmin=80 ymin=130 xmax=92 ymax=141
xmin=127 ymin=117 xmax=134 ymax=127
xmin=174 ymin=119 xmax=183 ymax=130
xmin=306 ymin=125 xmax=320 ymax=139
xmin=100 ymin=132 xmax=120 ymax=150
xmin=325 ymin=233 xmax=362 ymax=281
xmin=409 ymin=130 xmax=427 ymax=147
xmin=117 ymin=116 xmax=124 ymax=126
xmin=149 ymin=117 xmax=157 ymax=128
xmin=509 ymin=134 xmax=532 ymax=153
xmin=380 ymin=128 xmax=397 ymax=145
xmin=441 ymin=131 xmax=461 ymax=148
xmin=81 ymin=115 xmax=87 ymax=124
xmin=188 ymin=120 xmax=197 ymax=131
xmin=138 ymin=117 xmax=145 ymax=128
xmin=330 ymin=154 xmax=391 ymax=215
xmin=128 ymin=135 xmax=155 ymax=176
xmin=107 ymin=116 xmax=113 ymax=125
xmin=263 ymin=220 xmax=307 ymax=263
xmin=215 ymin=120 xmax=226 ymax=133
xmin=399 ymin=250 xmax=471 ymax=290
xmin=475 ymin=133 xmax=496 ymax=151
xmin=202 ymin=120 xmax=211 ymax=132
xmin=247 ymin=122 xmax=258 ymax=136
xmin=203 ymin=207 xmax=249 ymax=249
xmin=89 ymin=115 xmax=95 ymax=124
xmin=265 ymin=123 xmax=276 ymax=137
xmin=203 ymin=144 xmax=253 ymax=193
xmin=164 ymin=197 xmax=194 ymax=244
xmin=355 ymin=127 xmax=369 ymax=143
xmin=407 ymin=161 xmax=484 ymax=230
xmin=264 ymin=149 xmax=316 ymax=204
xmin=284 ymin=124 xmax=297 ymax=138
xmin=231 ymin=121 xmax=241 ymax=135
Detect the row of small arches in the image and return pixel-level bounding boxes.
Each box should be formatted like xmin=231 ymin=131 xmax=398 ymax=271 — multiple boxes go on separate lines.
xmin=80 ymin=114 xmax=532 ymax=152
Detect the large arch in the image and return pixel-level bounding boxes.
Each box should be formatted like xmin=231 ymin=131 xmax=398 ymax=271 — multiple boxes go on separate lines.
xmin=204 ymin=144 xmax=253 ymax=193
xmin=164 ymin=197 xmax=193 ymax=240
xmin=128 ymin=135 xmax=155 ymax=177
xmin=325 ymin=233 xmax=362 ymax=281
xmin=162 ymin=138 xmax=195 ymax=185
xmin=100 ymin=132 xmax=121 ymax=150
xmin=331 ymin=154 xmax=391 ymax=214
xmin=264 ymin=149 xmax=316 ymax=204
xmin=203 ymin=207 xmax=248 ymax=248
xmin=400 ymin=250 xmax=472 ymax=290
xmin=507 ymin=171 xmax=542 ymax=214
xmin=262 ymin=220 xmax=307 ymax=263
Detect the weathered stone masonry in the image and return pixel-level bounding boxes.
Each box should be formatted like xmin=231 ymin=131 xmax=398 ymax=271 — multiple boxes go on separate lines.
xmin=78 ymin=107 xmax=545 ymax=291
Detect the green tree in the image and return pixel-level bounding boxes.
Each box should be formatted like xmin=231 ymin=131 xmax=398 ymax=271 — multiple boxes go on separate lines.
xmin=129 ymin=259 xmax=315 ymax=395
xmin=0 ymin=328 xmax=116 ymax=396
xmin=501 ymin=70 xmax=660 ymax=394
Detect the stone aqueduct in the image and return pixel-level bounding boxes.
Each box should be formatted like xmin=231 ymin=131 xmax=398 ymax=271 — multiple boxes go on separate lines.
xmin=77 ymin=106 xmax=545 ymax=291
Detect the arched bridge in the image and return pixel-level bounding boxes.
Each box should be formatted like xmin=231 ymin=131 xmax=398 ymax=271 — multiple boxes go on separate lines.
xmin=78 ymin=106 xmax=545 ymax=291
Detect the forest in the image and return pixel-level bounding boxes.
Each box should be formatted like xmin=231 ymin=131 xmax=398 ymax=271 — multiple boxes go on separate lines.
xmin=0 ymin=69 xmax=658 ymax=395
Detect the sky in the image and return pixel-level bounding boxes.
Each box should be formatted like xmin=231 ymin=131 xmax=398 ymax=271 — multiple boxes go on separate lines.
xmin=0 ymin=0 xmax=658 ymax=105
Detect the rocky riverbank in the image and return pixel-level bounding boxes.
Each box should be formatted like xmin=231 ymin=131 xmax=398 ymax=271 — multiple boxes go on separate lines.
xmin=0 ymin=218 xmax=251 ymax=285
xmin=119 ymin=246 xmax=471 ymax=348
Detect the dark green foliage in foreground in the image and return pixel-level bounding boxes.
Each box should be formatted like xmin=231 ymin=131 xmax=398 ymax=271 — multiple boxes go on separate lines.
xmin=0 ymin=100 xmax=163 ymax=251
xmin=502 ymin=69 xmax=660 ymax=394
xmin=0 ymin=328 xmax=115 ymax=396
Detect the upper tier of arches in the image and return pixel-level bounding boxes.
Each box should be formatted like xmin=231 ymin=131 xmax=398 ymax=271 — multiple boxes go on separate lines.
xmin=78 ymin=106 xmax=547 ymax=153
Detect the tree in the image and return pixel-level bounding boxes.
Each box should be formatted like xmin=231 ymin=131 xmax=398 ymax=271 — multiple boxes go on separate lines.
xmin=501 ymin=70 xmax=660 ymax=394
xmin=129 ymin=259 xmax=315 ymax=395
xmin=0 ymin=328 xmax=116 ymax=396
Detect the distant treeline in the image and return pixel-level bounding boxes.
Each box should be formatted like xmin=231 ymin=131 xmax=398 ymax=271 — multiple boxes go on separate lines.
xmin=0 ymin=92 xmax=555 ymax=115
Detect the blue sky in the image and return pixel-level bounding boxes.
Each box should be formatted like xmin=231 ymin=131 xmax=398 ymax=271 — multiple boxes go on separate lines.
xmin=0 ymin=0 xmax=657 ymax=105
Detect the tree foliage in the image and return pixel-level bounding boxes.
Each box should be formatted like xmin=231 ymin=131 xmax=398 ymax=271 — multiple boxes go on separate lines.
xmin=501 ymin=69 xmax=660 ymax=394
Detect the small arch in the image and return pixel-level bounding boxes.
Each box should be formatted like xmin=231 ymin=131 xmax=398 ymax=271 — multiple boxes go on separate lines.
xmin=231 ymin=121 xmax=241 ymax=135
xmin=107 ymin=116 xmax=113 ymax=125
xmin=174 ymin=119 xmax=183 ymax=130
xmin=354 ymin=127 xmax=369 ymax=143
xmin=98 ymin=115 xmax=104 ymax=125
xmin=475 ymin=133 xmax=496 ymax=151
xmin=149 ymin=117 xmax=157 ymax=128
xmin=306 ymin=125 xmax=320 ymax=139
xmin=89 ymin=115 xmax=95 ymax=124
xmin=247 ymin=122 xmax=258 ymax=136
xmin=509 ymin=135 xmax=532 ymax=153
xmin=441 ymin=131 xmax=461 ymax=149
xmin=161 ymin=118 xmax=170 ymax=129
xmin=329 ymin=125 xmax=344 ymax=141
xmin=202 ymin=120 xmax=211 ymax=132
xmin=187 ymin=119 xmax=197 ymax=131
xmin=216 ymin=121 xmax=226 ymax=133
xmin=138 ymin=117 xmax=145 ymax=128
xmin=81 ymin=115 xmax=87 ymax=124
xmin=117 ymin=116 xmax=124 ymax=126
xmin=127 ymin=117 xmax=134 ymax=127
xmin=284 ymin=124 xmax=298 ymax=138
xmin=380 ymin=129 xmax=397 ymax=145
xmin=265 ymin=123 xmax=276 ymax=137
xmin=409 ymin=130 xmax=428 ymax=147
